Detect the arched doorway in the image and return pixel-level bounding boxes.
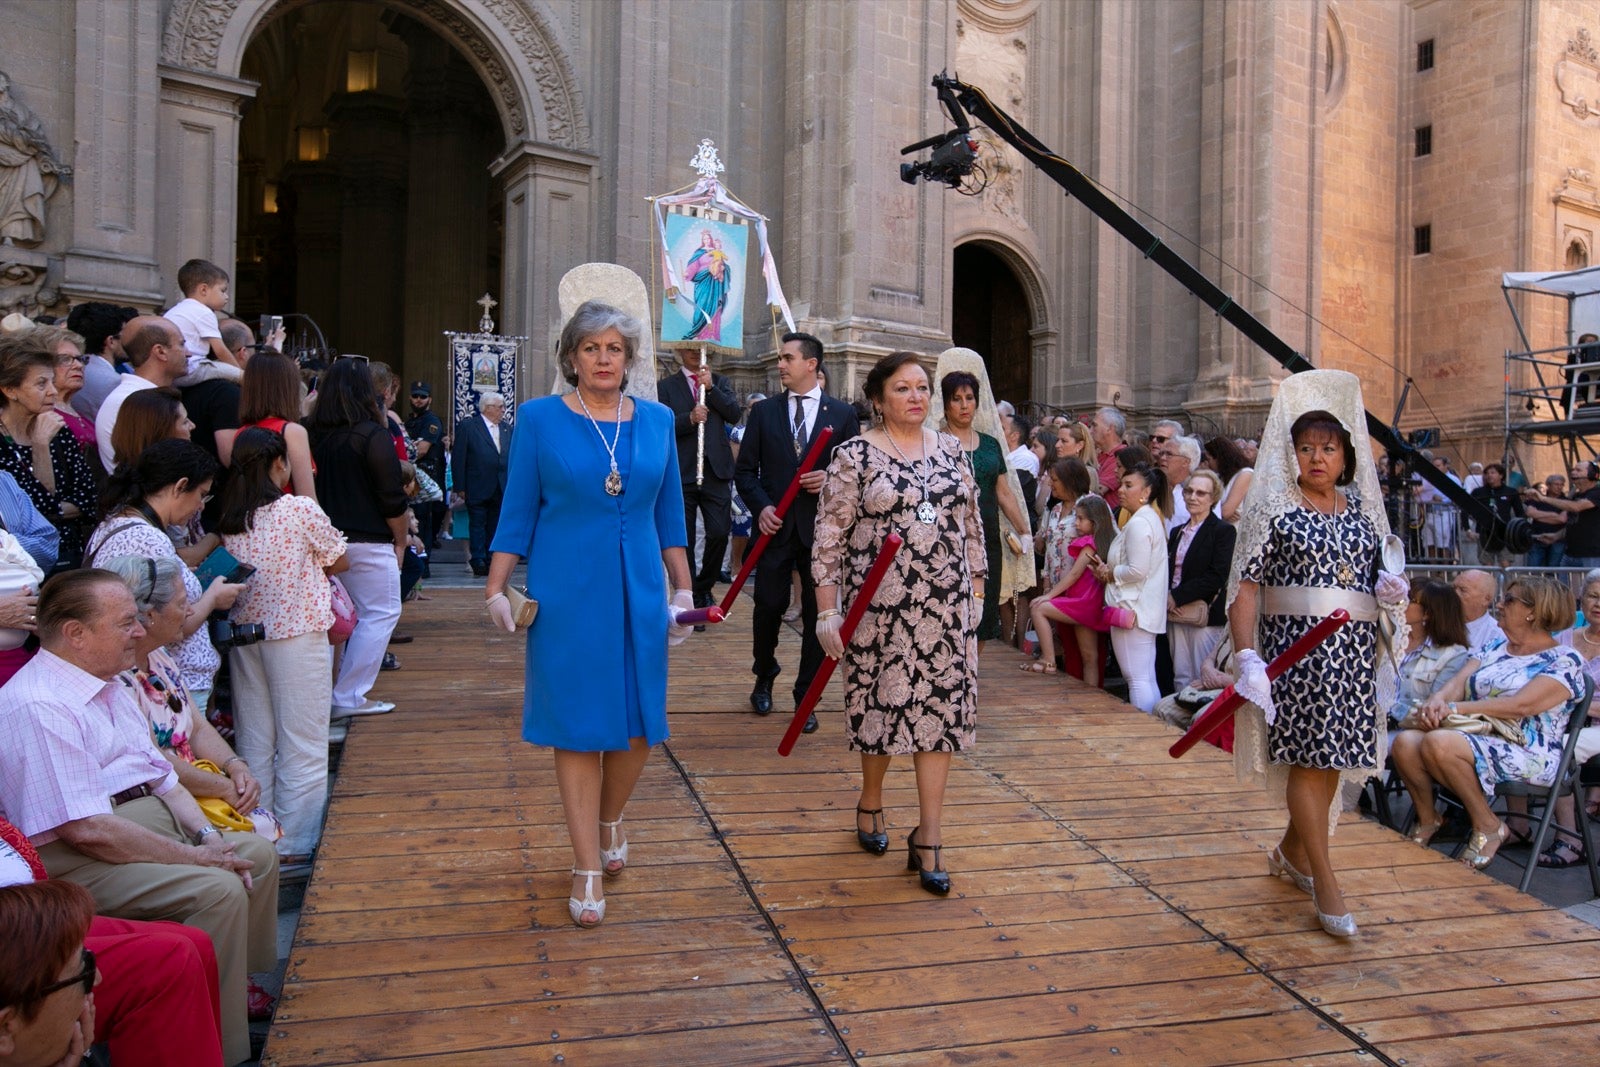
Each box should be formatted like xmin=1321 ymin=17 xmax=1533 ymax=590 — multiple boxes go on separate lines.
xmin=235 ymin=2 xmax=503 ymax=388
xmin=951 ymin=242 xmax=1034 ymax=406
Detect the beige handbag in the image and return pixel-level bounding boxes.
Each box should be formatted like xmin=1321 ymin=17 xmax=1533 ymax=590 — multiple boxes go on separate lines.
xmin=1398 ymin=708 xmax=1525 ymax=745
xmin=1167 ymin=600 xmax=1210 ymax=628
xmin=504 ymin=585 xmax=539 ymax=628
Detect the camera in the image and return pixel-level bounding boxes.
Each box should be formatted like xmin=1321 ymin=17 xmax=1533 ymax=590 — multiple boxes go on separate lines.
xmin=900 ymin=130 xmax=979 ymax=187
xmin=208 ymin=612 xmax=265 ymax=651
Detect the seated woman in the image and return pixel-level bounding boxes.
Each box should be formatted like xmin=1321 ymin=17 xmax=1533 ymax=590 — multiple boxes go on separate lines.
xmin=101 ymin=555 xmax=263 ymax=825
xmin=0 ymin=332 xmax=99 ymax=570
xmin=1026 ymin=492 xmax=1116 ymax=686
xmin=1165 ymin=471 xmax=1236 ymax=692
xmin=1389 ymin=578 xmax=1471 ymax=734
xmin=1392 ymin=574 xmax=1586 ymax=869
xmin=1539 ymin=569 xmax=1600 ymax=868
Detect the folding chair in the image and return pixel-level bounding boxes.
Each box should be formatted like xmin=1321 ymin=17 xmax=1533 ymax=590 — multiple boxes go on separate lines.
xmin=1474 ymin=675 xmax=1600 ymax=895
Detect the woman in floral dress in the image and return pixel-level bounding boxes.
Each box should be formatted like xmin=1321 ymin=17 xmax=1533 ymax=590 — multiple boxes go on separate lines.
xmin=1393 ymin=574 xmax=1586 ymax=869
xmin=813 ymin=352 xmax=985 ymax=895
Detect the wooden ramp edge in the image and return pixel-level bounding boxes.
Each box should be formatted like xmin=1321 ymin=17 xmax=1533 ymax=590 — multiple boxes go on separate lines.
xmin=264 ymin=590 xmax=1600 ymax=1067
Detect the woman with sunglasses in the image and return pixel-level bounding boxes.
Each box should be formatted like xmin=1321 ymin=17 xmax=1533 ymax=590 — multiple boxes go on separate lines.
xmin=0 ymin=832 xmax=225 ymax=1067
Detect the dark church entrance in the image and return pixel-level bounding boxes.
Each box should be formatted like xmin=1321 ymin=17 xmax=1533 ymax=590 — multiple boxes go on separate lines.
xmin=234 ymin=2 xmax=504 ymax=388
xmin=951 ymin=242 xmax=1033 ymax=408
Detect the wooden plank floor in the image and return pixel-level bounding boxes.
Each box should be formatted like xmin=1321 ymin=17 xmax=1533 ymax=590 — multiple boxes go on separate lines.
xmin=264 ymin=589 xmax=1600 ymax=1066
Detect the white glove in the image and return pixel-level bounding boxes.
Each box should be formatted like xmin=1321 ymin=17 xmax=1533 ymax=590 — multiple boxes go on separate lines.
xmin=667 ymin=590 xmax=695 ymax=647
xmin=816 ymin=613 xmax=846 ymax=660
xmin=486 ymin=594 xmax=516 ymax=633
xmin=1375 ymin=570 xmax=1410 ymax=609
xmin=1234 ymin=648 xmax=1277 ymax=726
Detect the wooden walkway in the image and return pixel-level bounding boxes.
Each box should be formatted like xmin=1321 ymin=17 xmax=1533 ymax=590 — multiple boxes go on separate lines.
xmin=264 ymin=590 xmax=1600 ymax=1066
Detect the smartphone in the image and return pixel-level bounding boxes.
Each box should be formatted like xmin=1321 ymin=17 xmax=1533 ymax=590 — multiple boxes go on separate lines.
xmin=259 ymin=314 xmax=283 ymax=340
xmin=195 ymin=546 xmax=256 ymax=587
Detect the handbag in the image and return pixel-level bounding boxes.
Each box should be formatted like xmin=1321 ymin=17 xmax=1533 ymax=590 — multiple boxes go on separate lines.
xmin=1167 ymin=600 xmax=1210 ymax=627
xmin=505 ymin=585 xmax=539 ymax=628
xmin=327 ymin=576 xmax=357 ymax=644
xmin=1398 ymin=708 xmax=1525 ymax=745
xmin=190 ymin=760 xmax=284 ymax=842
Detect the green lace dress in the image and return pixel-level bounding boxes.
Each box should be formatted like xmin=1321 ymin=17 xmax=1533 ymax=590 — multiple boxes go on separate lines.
xmin=966 ymin=432 xmax=1004 ymax=640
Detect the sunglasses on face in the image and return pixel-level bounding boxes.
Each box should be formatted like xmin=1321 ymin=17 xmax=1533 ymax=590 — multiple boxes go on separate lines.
xmin=35 ymin=948 xmax=96 ymax=999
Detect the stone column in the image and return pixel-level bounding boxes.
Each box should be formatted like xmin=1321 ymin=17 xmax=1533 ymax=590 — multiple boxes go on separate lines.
xmin=157 ymin=65 xmax=257 ymax=301
xmin=493 ymin=145 xmax=597 ymax=400
xmin=398 ymin=32 xmax=494 ymax=393
xmin=62 ymin=0 xmax=165 ymax=306
xmin=281 ymin=162 xmax=342 ymax=345
xmin=328 ymin=92 xmax=408 ymax=360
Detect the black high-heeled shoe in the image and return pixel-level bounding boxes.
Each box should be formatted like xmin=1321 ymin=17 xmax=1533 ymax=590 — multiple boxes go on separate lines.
xmin=907 ymin=826 xmax=950 ymax=895
xmin=855 ymin=806 xmax=889 ymax=855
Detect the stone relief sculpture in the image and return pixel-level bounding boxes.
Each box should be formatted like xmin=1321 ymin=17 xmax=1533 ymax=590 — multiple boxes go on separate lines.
xmin=0 ymin=71 xmax=69 ymax=246
xmin=955 ymin=18 xmax=1029 ymax=226
xmin=1556 ymin=27 xmax=1600 ymax=126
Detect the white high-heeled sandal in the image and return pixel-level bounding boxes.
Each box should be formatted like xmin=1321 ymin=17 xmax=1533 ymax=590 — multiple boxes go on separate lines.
xmin=1267 ymin=846 xmax=1314 ymax=895
xmin=569 ymin=869 xmax=606 ymax=928
xmin=601 ymin=817 xmax=628 ymax=875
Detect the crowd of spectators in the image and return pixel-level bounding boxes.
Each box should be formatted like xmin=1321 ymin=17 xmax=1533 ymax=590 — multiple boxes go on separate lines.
xmin=0 ymin=258 xmax=455 ymax=1063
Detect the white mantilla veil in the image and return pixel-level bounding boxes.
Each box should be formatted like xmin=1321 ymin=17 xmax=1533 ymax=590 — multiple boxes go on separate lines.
xmin=928 ymin=347 xmax=1037 ymax=601
xmin=552 ymin=263 xmax=659 ymax=404
xmin=1225 ymin=368 xmax=1406 ymax=820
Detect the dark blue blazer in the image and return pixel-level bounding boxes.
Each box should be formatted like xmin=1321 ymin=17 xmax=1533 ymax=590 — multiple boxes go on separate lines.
xmin=451 ymin=413 xmax=512 ymax=504
xmin=658 ymin=369 xmax=740 ymax=482
xmin=734 ymin=391 xmax=859 ymax=549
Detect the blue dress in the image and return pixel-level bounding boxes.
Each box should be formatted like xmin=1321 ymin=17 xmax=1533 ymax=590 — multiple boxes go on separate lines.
xmin=491 ymin=395 xmax=687 ymax=751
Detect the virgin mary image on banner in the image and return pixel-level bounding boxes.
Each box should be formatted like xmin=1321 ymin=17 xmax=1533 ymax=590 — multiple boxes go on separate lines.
xmin=660 ymin=212 xmax=748 ymax=355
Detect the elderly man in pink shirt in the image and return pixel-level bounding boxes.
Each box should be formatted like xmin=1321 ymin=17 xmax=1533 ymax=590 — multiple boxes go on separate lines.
xmin=0 ymin=569 xmax=278 ymax=1066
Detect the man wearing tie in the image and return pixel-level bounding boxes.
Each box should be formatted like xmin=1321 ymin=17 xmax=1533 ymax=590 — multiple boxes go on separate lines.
xmin=451 ymin=391 xmax=512 ymax=576
xmin=734 ymin=333 xmax=860 ymax=732
xmin=659 ymin=348 xmax=741 ymax=628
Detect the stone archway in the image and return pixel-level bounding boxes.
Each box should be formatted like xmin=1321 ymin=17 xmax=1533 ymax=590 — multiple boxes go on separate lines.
xmin=951 ymin=238 xmax=1049 ymax=408
xmin=157 ymin=0 xmax=598 ymax=396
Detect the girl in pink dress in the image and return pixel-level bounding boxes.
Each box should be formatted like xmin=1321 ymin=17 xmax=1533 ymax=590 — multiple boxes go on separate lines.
xmin=1023 ymin=492 xmax=1117 ymax=685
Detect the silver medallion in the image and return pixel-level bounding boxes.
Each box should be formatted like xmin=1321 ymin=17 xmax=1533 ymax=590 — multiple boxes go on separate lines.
xmin=917 ymin=501 xmax=937 ymax=525
xmin=605 ymin=468 xmax=623 ymax=496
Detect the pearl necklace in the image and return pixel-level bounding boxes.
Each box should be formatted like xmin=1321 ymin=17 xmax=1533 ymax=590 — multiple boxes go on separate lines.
xmin=574 ymin=390 xmax=624 ymax=496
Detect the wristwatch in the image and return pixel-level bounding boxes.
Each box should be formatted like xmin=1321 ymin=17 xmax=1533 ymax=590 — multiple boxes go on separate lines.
xmin=192 ymin=826 xmax=221 ymax=846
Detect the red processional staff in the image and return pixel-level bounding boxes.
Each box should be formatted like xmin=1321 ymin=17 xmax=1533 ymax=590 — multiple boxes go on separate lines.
xmin=671 ymin=426 xmax=837 ymax=628
xmin=778 ymin=533 xmax=904 ymax=756
xmin=1168 ymin=609 xmax=1352 ymax=759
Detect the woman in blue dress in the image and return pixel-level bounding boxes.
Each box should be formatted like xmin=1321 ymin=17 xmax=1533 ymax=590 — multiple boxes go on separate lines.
xmin=484 ymin=300 xmax=694 ymax=929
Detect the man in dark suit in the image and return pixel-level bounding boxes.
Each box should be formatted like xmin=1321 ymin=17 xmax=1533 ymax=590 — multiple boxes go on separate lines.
xmin=734 ymin=332 xmax=860 ymax=733
xmin=659 ymin=348 xmax=741 ymax=627
xmin=450 ymin=391 xmax=512 ymax=576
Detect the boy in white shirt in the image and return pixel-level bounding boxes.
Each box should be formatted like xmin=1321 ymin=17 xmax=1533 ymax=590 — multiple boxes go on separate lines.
xmin=163 ymin=257 xmax=243 ymax=385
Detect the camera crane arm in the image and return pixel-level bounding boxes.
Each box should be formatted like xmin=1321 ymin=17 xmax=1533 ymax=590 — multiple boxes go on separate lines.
xmin=923 ymin=73 xmax=1526 ymax=552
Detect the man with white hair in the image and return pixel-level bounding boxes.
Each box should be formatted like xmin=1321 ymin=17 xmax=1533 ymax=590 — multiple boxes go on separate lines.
xmin=1090 ymin=406 xmax=1126 ymax=509
xmin=1159 ymin=435 xmax=1202 ymax=533
xmin=451 ymin=391 xmax=512 ymax=576
xmin=1452 ymin=569 xmax=1505 ymax=654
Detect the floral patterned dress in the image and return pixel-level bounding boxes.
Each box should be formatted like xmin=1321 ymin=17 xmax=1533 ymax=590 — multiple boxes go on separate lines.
xmin=1240 ymin=493 xmax=1381 ymax=769
xmin=1461 ymin=639 xmax=1586 ymax=796
xmin=813 ymin=435 xmax=986 ymax=754
xmin=124 ymin=647 xmax=198 ymax=762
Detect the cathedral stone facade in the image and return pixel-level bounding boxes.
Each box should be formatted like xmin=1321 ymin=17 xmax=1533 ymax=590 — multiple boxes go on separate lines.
xmin=2 ymin=0 xmax=1598 ymax=466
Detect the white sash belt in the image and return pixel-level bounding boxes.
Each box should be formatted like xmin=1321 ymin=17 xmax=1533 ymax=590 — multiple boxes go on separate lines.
xmin=1261 ymin=585 xmax=1379 ymax=622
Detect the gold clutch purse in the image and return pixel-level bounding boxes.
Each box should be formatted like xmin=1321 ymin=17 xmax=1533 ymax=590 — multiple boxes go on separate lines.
xmin=504 ymin=585 xmax=539 ymax=628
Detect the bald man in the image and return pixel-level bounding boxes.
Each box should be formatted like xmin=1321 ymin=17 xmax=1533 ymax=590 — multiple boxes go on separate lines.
xmin=94 ymin=316 xmax=187 ymax=472
xmin=1452 ymin=569 xmax=1505 ymax=654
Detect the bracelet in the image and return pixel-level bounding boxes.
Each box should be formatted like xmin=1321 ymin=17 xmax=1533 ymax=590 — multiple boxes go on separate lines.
xmin=973 ymin=592 xmax=986 ymax=600
xmin=817 ymin=609 xmax=841 ymax=620
xmin=222 ymin=756 xmax=245 ymax=771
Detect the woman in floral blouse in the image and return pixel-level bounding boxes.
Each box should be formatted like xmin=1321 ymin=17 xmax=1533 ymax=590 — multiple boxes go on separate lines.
xmin=104 ymin=553 xmax=261 ymax=815
xmin=216 ymin=427 xmax=347 ymax=864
